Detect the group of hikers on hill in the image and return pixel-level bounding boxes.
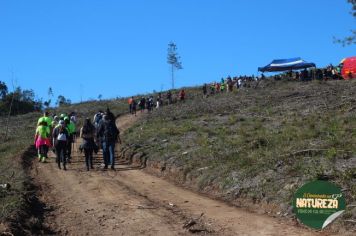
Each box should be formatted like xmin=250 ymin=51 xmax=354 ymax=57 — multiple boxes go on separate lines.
xmin=32 ymin=62 xmax=352 ymax=171
xmin=203 ymin=64 xmax=352 ymax=97
xmin=270 ymin=65 xmax=347 ymax=81
xmin=34 ymin=108 xmax=121 ymax=171
xmin=35 ymin=112 xmax=76 ymax=167
xmin=202 ymin=76 xmax=257 ymax=96
xmin=127 ymin=89 xmax=186 ymax=115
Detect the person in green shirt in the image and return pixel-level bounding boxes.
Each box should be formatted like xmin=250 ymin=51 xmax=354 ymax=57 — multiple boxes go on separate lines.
xmin=37 ymin=111 xmax=53 ymax=127
xmin=64 ymin=117 xmax=76 ymax=162
xmin=34 ymin=121 xmax=51 ymax=162
xmin=51 ymin=115 xmax=59 ymax=129
xmin=37 ymin=111 xmax=53 ymax=138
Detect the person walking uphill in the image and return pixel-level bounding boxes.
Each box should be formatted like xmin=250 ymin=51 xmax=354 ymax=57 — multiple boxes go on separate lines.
xmin=37 ymin=111 xmax=53 ymax=129
xmin=128 ymin=97 xmax=133 ymax=114
xmin=64 ymin=117 xmax=76 ymax=163
xmin=80 ymin=118 xmax=97 ymax=171
xmin=97 ymin=114 xmax=121 ymax=170
xmin=53 ymin=120 xmax=69 ymax=170
xmin=179 ymin=89 xmax=185 ymax=102
xmin=34 ymin=121 xmax=51 ymax=163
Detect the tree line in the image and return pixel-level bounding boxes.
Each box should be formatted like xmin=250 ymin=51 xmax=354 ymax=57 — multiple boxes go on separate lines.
xmin=0 ymin=81 xmax=71 ymax=116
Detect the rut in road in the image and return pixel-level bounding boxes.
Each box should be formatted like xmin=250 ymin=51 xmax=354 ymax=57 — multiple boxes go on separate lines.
xmin=30 ymin=112 xmax=323 ymax=236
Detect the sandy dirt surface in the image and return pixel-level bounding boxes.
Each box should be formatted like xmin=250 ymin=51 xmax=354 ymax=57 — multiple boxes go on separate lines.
xmin=29 ymin=113 xmax=325 ymax=235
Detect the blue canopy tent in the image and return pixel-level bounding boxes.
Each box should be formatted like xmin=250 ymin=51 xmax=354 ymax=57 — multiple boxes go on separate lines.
xmin=258 ymin=57 xmax=316 ymax=72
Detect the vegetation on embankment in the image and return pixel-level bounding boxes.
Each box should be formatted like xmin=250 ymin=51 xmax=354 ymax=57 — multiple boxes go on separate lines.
xmin=123 ymin=79 xmax=356 ymax=231
xmin=0 ymin=113 xmax=39 ymax=224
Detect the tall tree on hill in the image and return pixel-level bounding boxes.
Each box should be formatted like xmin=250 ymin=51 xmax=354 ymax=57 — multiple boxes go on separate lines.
xmin=56 ymin=95 xmax=71 ymax=107
xmin=335 ymin=0 xmax=356 ymax=46
xmin=167 ymin=42 xmax=183 ymax=89
xmin=44 ymin=87 xmax=53 ymax=108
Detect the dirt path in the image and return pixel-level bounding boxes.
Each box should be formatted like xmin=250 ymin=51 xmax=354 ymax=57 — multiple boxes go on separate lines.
xmin=30 ymin=113 xmax=326 ymax=235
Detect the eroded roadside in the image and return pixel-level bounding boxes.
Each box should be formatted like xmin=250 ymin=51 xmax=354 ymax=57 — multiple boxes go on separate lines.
xmin=1 ymin=146 xmax=55 ymax=235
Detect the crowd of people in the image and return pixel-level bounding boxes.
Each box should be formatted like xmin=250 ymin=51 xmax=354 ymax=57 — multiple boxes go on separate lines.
xmin=33 ymin=64 xmax=351 ymax=171
xmin=34 ymin=109 xmax=121 ymax=171
xmin=127 ymin=89 xmax=186 ymax=115
xmin=35 ymin=112 xmax=76 ymax=168
xmin=122 ymin=63 xmax=351 ymax=116
xmin=271 ymin=64 xmax=347 ymax=81
xmin=201 ymin=64 xmax=351 ymax=95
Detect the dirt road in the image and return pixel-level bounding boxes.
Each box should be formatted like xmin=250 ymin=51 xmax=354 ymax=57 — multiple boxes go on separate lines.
xmin=30 ymin=113 xmax=323 ymax=235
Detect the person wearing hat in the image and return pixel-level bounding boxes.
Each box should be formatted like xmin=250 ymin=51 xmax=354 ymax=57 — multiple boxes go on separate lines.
xmin=52 ymin=120 xmax=69 ymax=170
xmin=51 ymin=115 xmax=59 ymax=129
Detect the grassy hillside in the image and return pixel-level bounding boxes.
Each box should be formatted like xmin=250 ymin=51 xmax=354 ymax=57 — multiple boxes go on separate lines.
xmin=123 ymin=79 xmax=356 ymax=230
xmin=0 ymin=112 xmax=40 ymax=221
xmin=1 ymin=80 xmax=356 ymax=232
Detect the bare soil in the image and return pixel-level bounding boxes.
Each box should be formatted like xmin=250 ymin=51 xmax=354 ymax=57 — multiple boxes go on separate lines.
xmin=25 ymin=113 xmax=328 ymax=236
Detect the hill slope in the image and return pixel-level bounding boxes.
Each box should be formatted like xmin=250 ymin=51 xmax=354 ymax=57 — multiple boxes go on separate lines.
xmin=123 ymin=79 xmax=356 ymax=232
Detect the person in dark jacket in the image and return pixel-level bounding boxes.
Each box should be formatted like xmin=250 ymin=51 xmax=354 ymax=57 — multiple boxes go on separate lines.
xmin=97 ymin=114 xmax=121 ymax=170
xmin=80 ymin=118 xmax=97 ymax=171
xmin=202 ymin=84 xmax=207 ymax=97
xmin=139 ymin=97 xmax=146 ymax=112
xmin=52 ymin=120 xmax=69 ymax=170
xmin=166 ymin=90 xmax=172 ymax=104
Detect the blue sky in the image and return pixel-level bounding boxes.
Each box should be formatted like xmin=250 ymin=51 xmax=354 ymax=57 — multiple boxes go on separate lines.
xmin=0 ymin=0 xmax=355 ymax=103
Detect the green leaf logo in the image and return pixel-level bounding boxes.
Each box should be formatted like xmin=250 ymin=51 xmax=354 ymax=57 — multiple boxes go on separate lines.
xmin=293 ymin=180 xmax=346 ymax=230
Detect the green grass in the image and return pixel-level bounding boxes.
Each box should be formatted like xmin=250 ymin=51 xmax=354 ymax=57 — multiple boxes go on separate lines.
xmin=1 ymin=79 xmax=356 ymax=231
xmin=0 ymin=112 xmax=40 ymax=221
xmin=124 ymin=79 xmax=356 ymax=227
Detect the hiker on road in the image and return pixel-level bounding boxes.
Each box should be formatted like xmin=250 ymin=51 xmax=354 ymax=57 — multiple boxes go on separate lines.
xmin=156 ymin=95 xmax=161 ymax=109
xmin=179 ymin=89 xmax=185 ymax=102
xmin=128 ymin=97 xmax=133 ymax=114
xmin=93 ymin=110 xmax=103 ymax=128
xmin=146 ymin=96 xmax=153 ymax=112
xmin=139 ymin=97 xmax=146 ymax=112
xmin=37 ymin=111 xmax=53 ymax=144
xmin=97 ymin=113 xmax=121 ymax=170
xmin=52 ymin=115 xmax=59 ymax=129
xmin=34 ymin=121 xmax=51 ymax=163
xmin=64 ymin=117 xmax=76 ymax=163
xmin=167 ymin=90 xmax=172 ymax=104
xmin=53 ymin=120 xmax=69 ymax=170
xmin=132 ymin=98 xmax=137 ymax=116
xmin=202 ymin=84 xmax=207 ymax=97
xmin=210 ymin=83 xmax=215 ymax=94
xmin=37 ymin=111 xmax=53 ymax=129
xmin=80 ymin=118 xmax=97 ymax=171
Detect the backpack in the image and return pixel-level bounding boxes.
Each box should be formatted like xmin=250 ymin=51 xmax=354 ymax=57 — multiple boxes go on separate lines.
xmin=94 ymin=113 xmax=102 ymax=124
xmin=57 ymin=126 xmax=67 ymax=141
xmin=82 ymin=124 xmax=94 ymax=139
xmin=103 ymin=121 xmax=118 ymax=142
